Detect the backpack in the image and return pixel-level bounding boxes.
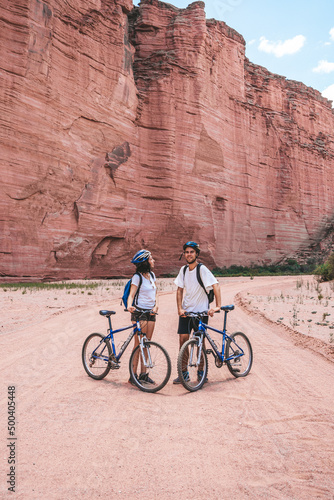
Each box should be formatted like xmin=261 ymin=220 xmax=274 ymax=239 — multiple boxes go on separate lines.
xmin=121 ymin=271 xmax=154 ymax=310
xmin=121 ymin=273 xmax=142 ymax=310
xmin=183 ymin=263 xmax=215 ymax=304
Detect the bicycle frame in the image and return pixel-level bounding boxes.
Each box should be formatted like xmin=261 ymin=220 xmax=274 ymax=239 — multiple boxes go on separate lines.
xmin=192 ymin=312 xmax=245 ymax=364
xmin=92 ymin=316 xmax=146 ymax=364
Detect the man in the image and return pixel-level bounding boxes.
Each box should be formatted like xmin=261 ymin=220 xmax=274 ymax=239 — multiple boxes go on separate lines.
xmin=173 ymin=241 xmax=221 ymax=384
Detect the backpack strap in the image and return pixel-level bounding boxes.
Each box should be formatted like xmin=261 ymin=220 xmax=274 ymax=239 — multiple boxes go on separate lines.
xmin=133 ymin=272 xmax=142 ymax=306
xmin=196 ymin=263 xmax=210 ymax=306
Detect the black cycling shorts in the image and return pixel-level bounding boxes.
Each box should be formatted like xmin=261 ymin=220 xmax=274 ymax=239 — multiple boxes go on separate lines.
xmin=131 ymin=310 xmax=156 ymax=323
xmin=177 ymin=315 xmax=208 ymax=335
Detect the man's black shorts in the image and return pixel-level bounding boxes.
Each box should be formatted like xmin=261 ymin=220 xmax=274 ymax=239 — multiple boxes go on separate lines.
xmin=177 ymin=315 xmax=208 ymax=334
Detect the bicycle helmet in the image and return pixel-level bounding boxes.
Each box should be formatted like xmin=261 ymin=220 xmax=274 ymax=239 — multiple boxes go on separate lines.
xmin=183 ymin=241 xmax=200 ymax=254
xmin=131 ymin=249 xmax=151 ymax=264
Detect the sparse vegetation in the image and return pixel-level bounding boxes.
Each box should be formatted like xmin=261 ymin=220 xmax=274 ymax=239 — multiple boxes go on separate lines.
xmin=314 ymin=253 xmax=334 ymax=282
xmin=248 ymin=277 xmax=334 ymax=344
xmin=212 ymin=259 xmax=317 ymax=277
xmin=296 ymin=277 xmax=303 ymax=289
xmin=0 ymin=282 xmax=100 ymax=291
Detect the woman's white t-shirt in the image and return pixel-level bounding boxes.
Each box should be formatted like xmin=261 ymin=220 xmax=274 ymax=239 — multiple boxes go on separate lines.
xmin=131 ymin=272 xmax=156 ymax=309
xmin=174 ymin=264 xmax=218 ymax=312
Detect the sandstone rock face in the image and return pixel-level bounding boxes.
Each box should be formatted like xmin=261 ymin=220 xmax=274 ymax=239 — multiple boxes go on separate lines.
xmin=1 ymin=0 xmax=334 ymax=279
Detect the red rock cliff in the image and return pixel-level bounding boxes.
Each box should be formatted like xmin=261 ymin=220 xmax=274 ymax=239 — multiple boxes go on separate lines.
xmin=1 ymin=0 xmax=334 ymax=279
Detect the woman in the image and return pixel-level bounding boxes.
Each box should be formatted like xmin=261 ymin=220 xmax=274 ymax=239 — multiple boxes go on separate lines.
xmin=127 ymin=249 xmax=158 ymax=384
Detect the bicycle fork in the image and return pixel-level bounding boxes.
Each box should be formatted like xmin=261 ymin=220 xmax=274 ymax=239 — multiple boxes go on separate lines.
xmin=138 ymin=337 xmax=153 ymax=369
xmin=189 ymin=337 xmax=204 ymax=368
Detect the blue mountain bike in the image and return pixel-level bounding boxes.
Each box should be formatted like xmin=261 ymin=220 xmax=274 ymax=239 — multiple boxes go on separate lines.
xmin=177 ymin=305 xmax=253 ymax=392
xmin=82 ymin=309 xmax=171 ymax=393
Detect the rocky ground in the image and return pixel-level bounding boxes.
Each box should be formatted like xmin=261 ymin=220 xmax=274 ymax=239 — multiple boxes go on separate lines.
xmin=1 ymin=276 xmax=333 ymax=499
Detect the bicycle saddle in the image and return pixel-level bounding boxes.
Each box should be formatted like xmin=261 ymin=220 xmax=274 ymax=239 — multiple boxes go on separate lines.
xmin=221 ymin=305 xmax=235 ymax=311
xmin=99 ymin=310 xmax=116 ymax=317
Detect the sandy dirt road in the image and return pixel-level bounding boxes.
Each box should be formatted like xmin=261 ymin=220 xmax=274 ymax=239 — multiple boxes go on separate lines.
xmin=1 ymin=276 xmax=334 ymax=499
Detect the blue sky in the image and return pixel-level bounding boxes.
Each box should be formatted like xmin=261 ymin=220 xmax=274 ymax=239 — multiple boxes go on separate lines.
xmin=134 ymin=0 xmax=334 ymax=105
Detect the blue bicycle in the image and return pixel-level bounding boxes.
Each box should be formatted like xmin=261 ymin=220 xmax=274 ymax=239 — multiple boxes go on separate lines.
xmin=82 ymin=309 xmax=171 ymax=393
xmin=177 ymin=306 xmax=253 ymax=392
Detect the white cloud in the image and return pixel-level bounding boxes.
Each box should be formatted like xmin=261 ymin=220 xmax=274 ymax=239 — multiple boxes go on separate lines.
xmin=330 ymin=27 xmax=334 ymax=41
xmin=322 ymin=84 xmax=334 ymax=106
xmin=313 ymin=60 xmax=334 ymax=74
xmin=247 ymin=39 xmax=256 ymax=46
xmin=258 ymin=35 xmax=306 ymax=57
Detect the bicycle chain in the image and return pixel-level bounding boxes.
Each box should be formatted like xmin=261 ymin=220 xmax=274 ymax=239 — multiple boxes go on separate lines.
xmin=108 ymin=354 xmax=120 ymax=370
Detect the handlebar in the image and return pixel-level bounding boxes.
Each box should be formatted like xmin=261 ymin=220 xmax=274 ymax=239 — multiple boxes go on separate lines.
xmin=184 ymin=311 xmax=209 ymax=318
xmin=183 ymin=307 xmax=233 ymax=318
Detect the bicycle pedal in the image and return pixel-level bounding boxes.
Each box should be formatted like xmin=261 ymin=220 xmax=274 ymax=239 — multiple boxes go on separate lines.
xmin=109 ymin=358 xmax=120 ymax=369
xmin=109 ymin=364 xmax=120 ymax=370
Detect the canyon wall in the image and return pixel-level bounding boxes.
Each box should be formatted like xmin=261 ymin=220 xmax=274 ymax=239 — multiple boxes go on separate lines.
xmin=1 ymin=0 xmax=334 ymax=279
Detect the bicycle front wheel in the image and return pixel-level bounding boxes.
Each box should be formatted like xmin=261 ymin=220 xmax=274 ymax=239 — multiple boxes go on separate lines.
xmin=177 ymin=338 xmax=208 ymax=392
xmin=82 ymin=333 xmax=111 ymax=380
xmin=226 ymin=332 xmax=253 ymax=377
xmin=129 ymin=341 xmax=171 ymax=393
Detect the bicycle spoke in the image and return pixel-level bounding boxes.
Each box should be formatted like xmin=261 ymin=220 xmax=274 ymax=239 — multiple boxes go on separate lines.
xmin=82 ymin=333 xmax=111 ymax=380
xmin=226 ymin=332 xmax=253 ymax=377
xmin=177 ymin=339 xmax=208 ymax=392
xmin=129 ymin=341 xmax=171 ymax=393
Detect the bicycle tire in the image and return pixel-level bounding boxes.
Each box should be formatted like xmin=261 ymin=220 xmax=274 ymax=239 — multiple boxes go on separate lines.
xmin=226 ymin=332 xmax=253 ymax=378
xmin=129 ymin=341 xmax=171 ymax=393
xmin=177 ymin=338 xmax=208 ymax=392
xmin=82 ymin=333 xmax=111 ymax=380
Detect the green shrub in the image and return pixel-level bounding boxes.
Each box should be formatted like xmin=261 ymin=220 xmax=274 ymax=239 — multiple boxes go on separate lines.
xmin=212 ymin=259 xmax=317 ymax=277
xmin=314 ymin=253 xmax=334 ymax=282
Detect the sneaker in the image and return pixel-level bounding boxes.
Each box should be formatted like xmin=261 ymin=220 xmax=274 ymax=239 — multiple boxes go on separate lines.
xmin=138 ymin=372 xmax=155 ymax=384
xmin=173 ymin=371 xmax=190 ymax=384
xmin=197 ymin=370 xmax=208 ymax=383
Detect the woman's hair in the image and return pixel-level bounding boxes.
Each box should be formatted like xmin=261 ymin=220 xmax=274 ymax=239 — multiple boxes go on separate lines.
xmin=136 ymin=260 xmax=151 ymax=274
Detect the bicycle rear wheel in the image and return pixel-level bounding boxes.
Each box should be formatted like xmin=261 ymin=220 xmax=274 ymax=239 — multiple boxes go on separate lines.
xmin=129 ymin=341 xmax=171 ymax=393
xmin=226 ymin=332 xmax=253 ymax=377
xmin=82 ymin=333 xmax=111 ymax=380
xmin=177 ymin=338 xmax=208 ymax=392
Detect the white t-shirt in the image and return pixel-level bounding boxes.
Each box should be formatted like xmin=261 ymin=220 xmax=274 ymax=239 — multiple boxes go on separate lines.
xmin=174 ymin=264 xmax=218 ymax=312
xmin=131 ymin=272 xmax=156 ymax=309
